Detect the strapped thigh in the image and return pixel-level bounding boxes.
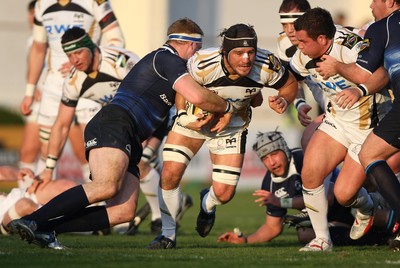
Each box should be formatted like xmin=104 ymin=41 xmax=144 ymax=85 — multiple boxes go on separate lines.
xmin=212 ymin=164 xmax=242 ymax=186
xmin=162 ymin=144 xmax=194 ymax=165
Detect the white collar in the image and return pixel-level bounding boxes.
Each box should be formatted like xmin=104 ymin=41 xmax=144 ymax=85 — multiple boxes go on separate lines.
xmin=271 ymin=157 xmax=299 ymax=183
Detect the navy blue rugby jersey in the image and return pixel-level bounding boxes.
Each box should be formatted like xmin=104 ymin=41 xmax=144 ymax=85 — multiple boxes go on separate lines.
xmin=261 ymin=148 xmax=303 ymax=218
xmin=111 ymin=44 xmax=187 ymax=141
xmin=357 ymin=9 xmax=400 ymax=98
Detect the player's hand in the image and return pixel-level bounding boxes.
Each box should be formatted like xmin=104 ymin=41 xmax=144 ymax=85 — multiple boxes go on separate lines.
xmin=210 ymin=112 xmax=233 ymax=133
xmin=17 ymin=168 xmax=35 ymax=181
xmin=268 ymin=96 xmax=288 ymax=114
xmin=253 ymin=189 xmax=280 ymax=207
xmin=20 ymin=96 xmax=34 ymax=116
xmin=250 ymin=92 xmax=263 ymax=108
xmin=185 ymin=113 xmax=214 ymax=131
xmin=217 ymin=232 xmax=246 ymax=244
xmin=316 ymin=55 xmax=338 ymax=80
xmin=335 ymin=87 xmax=361 ymax=109
xmin=297 ymin=104 xmax=313 ymax=127
xmin=38 ymin=168 xmax=54 ymax=183
xmin=34 ymin=88 xmax=42 ymax=102
xmin=58 ymin=61 xmax=73 ymax=77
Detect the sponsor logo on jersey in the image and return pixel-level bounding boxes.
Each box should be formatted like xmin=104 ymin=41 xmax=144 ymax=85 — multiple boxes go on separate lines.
xmin=268 ymin=54 xmax=281 ymax=72
xmin=245 ymin=88 xmax=257 ymax=94
xmin=160 ymin=94 xmax=172 ymax=106
xmin=274 ymin=187 xmax=288 ymax=198
xmin=86 ymin=138 xmax=97 ymax=148
xmin=342 ymin=34 xmax=363 ymax=50
xmin=358 ymin=38 xmax=371 ymax=53
xmin=45 ymin=24 xmax=83 ymax=34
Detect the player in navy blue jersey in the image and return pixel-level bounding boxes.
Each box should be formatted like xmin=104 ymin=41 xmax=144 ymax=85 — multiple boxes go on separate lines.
xmin=8 ymin=18 xmax=233 ymax=249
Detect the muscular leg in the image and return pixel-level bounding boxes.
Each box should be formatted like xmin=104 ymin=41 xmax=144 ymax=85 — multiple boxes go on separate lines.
xmin=21 ymin=147 xmax=129 ymax=228
xmin=202 ymin=153 xmax=244 ymax=213
xmin=158 ymin=131 xmax=204 ymax=240
xmin=301 ymin=130 xmax=345 ymax=243
xmin=360 ymin=132 xmax=400 ymax=220
xmin=18 ymin=121 xmax=41 ymax=188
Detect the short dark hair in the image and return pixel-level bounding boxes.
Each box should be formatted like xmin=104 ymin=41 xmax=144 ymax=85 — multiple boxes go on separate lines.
xmin=294 ymin=7 xmax=336 ymax=40
xmin=28 ymin=0 xmax=36 ymax=11
xmin=167 ymin=18 xmax=203 ymax=37
xmin=279 ymin=0 xmax=311 ymax=13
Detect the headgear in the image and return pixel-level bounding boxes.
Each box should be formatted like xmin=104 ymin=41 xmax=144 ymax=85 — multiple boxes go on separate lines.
xmin=253 ymin=131 xmax=291 ymax=160
xmin=61 ymin=27 xmax=96 ymax=54
xmin=167 ymin=33 xmax=202 ymax=43
xmin=221 ymin=24 xmax=257 ymax=58
xmin=279 ymin=12 xmax=305 ymax=23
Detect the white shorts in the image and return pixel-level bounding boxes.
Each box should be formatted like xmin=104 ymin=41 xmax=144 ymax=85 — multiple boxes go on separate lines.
xmin=75 ymin=98 xmax=102 ymax=125
xmin=318 ymin=112 xmax=372 ymax=163
xmin=37 ymin=71 xmax=64 ymax=126
xmin=171 ymin=119 xmax=246 ymax=155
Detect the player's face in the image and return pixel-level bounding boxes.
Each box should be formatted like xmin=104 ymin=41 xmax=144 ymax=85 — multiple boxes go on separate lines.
xmin=67 ymin=49 xmax=93 ymax=72
xmin=182 ymin=41 xmax=202 ymax=60
xmin=295 ymin=30 xmax=327 ymax=59
xmin=370 ymin=0 xmax=389 ymax=21
xmin=280 ymin=7 xmax=301 ymax=46
xmin=262 ymin=150 xmax=288 ymax=177
xmin=225 ymin=47 xmax=255 ymax=77
xmin=282 ymin=22 xmax=298 ymax=45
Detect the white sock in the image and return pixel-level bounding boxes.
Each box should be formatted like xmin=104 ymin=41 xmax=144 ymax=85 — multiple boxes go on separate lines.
xmin=203 ymin=186 xmax=221 ymax=213
xmin=17 ymin=161 xmax=36 ymax=189
xmin=302 ymin=183 xmax=330 ymax=242
xmin=140 ymin=168 xmax=161 ymax=220
xmin=81 ymin=163 xmax=91 ymax=183
xmin=348 ymin=187 xmax=373 ymax=215
xmin=159 ymin=186 xmax=181 ymax=240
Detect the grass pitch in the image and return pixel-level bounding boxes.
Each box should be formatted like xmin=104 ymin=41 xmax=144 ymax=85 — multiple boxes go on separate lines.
xmin=0 ymin=183 xmax=399 ymax=268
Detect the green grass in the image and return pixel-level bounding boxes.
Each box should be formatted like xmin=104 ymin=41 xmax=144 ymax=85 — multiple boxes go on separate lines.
xmin=1 ymin=183 xmax=400 ymax=267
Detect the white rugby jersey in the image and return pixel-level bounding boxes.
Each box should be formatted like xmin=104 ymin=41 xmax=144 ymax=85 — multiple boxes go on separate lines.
xmin=277 ymin=32 xmax=327 ymax=109
xmin=187 ymin=47 xmax=288 ymax=136
xmin=34 ymin=0 xmax=116 ymax=72
xmin=62 ymin=46 xmax=140 ymax=107
xmin=290 ymin=27 xmax=391 ymax=129
xmin=277 ymin=31 xmax=297 ymax=65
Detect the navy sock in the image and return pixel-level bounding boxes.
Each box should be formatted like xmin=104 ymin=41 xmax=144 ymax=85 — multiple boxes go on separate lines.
xmin=366 ymin=160 xmax=400 ymax=220
xmin=23 ymin=185 xmax=89 ymax=224
xmin=36 ymin=206 xmax=110 ymax=234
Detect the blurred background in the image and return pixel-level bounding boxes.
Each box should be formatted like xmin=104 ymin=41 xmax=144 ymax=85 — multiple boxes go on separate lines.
xmin=0 ymin=0 xmax=373 ymax=189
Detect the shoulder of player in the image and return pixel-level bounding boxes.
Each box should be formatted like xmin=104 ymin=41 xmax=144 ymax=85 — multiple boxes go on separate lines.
xmin=253 ymin=48 xmax=283 ymax=73
xmin=334 ymin=26 xmax=364 ymax=50
xmin=187 ymin=48 xmax=222 ymax=81
xmin=189 ymin=47 xmax=221 ymax=67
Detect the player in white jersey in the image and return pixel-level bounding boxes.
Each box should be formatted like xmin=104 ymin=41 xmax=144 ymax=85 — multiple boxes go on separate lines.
xmin=0 ymin=168 xmax=76 ymax=236
xmin=38 ymin=27 xmax=138 ymax=184
xmin=18 ymin=0 xmax=43 ymax=189
xmin=289 ymin=8 xmax=392 ymax=251
xmin=276 ymin=0 xmax=327 ymax=150
xmin=19 ymin=0 xmax=125 ymax=179
xmin=148 ymin=23 xmax=298 ymax=249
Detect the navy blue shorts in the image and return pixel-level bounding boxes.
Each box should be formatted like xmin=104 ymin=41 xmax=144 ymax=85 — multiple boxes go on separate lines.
xmin=373 ymin=101 xmax=400 ymax=149
xmin=84 ymin=104 xmax=142 ymax=178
